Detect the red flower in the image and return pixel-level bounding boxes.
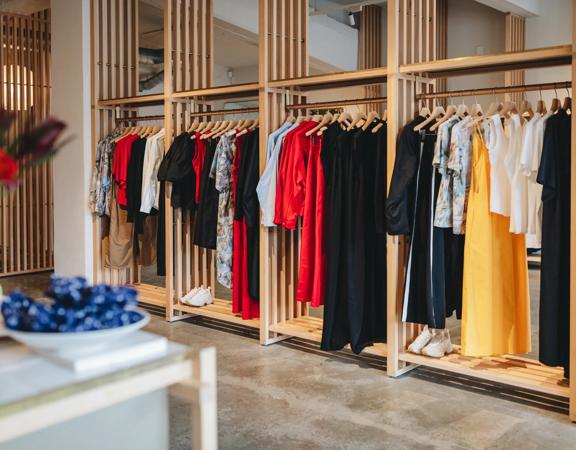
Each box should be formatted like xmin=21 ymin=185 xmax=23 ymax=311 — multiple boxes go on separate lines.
xmin=0 ymin=148 xmax=18 ymax=187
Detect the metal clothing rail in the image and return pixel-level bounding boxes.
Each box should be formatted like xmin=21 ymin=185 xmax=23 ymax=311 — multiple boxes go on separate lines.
xmin=115 ymin=114 xmax=165 ymax=123
xmin=286 ymin=96 xmax=387 ymax=110
xmin=415 ymin=81 xmax=572 ymax=100
xmin=187 ymin=107 xmax=259 ymax=117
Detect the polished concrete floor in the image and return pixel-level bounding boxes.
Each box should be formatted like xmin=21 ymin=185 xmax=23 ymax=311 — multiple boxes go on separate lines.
xmin=3 ymin=271 xmax=576 ymax=449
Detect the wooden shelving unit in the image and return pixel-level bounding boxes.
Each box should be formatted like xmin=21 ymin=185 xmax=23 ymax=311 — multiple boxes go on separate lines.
xmin=174 ymin=299 xmax=260 ymax=329
xmin=135 ymin=284 xmax=167 ymax=308
xmin=399 ymin=45 xmax=571 ymax=77
xmin=268 ymin=67 xmax=388 ymax=91
xmin=97 ymin=93 xmax=165 ymax=107
xmin=399 ymin=351 xmax=568 ymax=397
xmin=172 ymin=83 xmax=260 ymax=100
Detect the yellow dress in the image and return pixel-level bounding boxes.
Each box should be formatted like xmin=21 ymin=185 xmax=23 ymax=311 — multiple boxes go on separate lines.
xmin=461 ymin=131 xmax=531 ymax=356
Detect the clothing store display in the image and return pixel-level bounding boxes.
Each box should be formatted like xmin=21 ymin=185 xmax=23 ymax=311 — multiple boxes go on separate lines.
xmin=461 ymin=130 xmax=530 ymax=357
xmin=320 ymin=121 xmax=388 ymax=353
xmin=538 ymin=108 xmax=571 ymax=377
xmin=194 ymin=137 xmax=219 ymax=249
xmin=210 ymin=133 xmax=236 ymax=289
xmin=140 ymin=129 xmax=165 ymax=213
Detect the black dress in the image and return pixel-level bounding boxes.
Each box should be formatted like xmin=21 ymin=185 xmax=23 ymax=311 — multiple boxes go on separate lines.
xmin=321 ymin=122 xmax=387 ymax=354
xmin=386 ymin=117 xmax=461 ymax=329
xmin=537 ymin=109 xmax=571 ymax=377
xmin=126 ymin=137 xmax=147 ymax=234
xmin=194 ymin=137 xmax=219 ymax=249
xmin=234 ymin=130 xmax=260 ymax=300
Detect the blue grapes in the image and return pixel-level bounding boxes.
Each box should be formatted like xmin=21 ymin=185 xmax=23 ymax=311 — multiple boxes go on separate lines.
xmin=1 ymin=275 xmax=143 ymax=332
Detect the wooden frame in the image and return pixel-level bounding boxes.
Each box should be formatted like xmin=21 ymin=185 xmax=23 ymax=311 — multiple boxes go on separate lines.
xmin=0 ymin=10 xmax=53 ymax=278
xmin=88 ymin=0 xmax=576 ymax=421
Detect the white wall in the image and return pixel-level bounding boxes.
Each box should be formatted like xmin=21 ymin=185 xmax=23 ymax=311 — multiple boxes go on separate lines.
xmin=51 ymin=0 xmax=94 ymax=280
xmin=446 ymin=0 xmax=505 ymax=108
xmin=525 ymin=0 xmax=572 ymax=105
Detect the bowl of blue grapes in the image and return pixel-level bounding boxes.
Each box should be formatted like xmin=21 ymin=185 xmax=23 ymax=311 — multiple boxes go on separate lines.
xmin=0 ymin=276 xmax=150 ymax=355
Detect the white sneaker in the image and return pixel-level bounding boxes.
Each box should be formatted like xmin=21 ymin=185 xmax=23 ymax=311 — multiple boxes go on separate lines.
xmin=181 ymin=285 xmax=204 ymax=303
xmin=407 ymin=326 xmax=432 ymax=354
xmin=421 ymin=329 xmax=453 ymax=358
xmin=184 ymin=287 xmax=213 ymax=307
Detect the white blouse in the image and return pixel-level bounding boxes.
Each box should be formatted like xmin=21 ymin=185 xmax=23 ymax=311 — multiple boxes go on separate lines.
xmin=505 ymin=114 xmax=528 ymax=233
xmin=487 ymin=114 xmax=511 ymax=217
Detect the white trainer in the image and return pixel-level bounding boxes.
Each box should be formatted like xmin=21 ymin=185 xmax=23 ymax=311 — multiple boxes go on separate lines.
xmin=181 ymin=285 xmax=204 ymax=303
xmin=407 ymin=326 xmax=432 ymax=354
xmin=421 ymin=329 xmax=453 ymax=358
xmin=185 ymin=287 xmax=213 ymax=307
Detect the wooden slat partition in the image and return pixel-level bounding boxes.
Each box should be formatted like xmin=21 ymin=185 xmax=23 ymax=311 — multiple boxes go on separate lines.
xmin=504 ymin=13 xmax=525 ymax=104
xmin=259 ymin=0 xmax=309 ymax=345
xmin=91 ymin=0 xmax=139 ymax=286
xmin=0 ymin=10 xmax=52 ymax=278
xmin=360 ymin=5 xmax=383 ymax=115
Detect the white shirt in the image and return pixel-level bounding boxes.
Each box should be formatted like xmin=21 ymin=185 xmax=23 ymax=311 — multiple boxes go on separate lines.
xmin=256 ymin=122 xmax=296 ymax=226
xmin=140 ymin=129 xmax=165 ymax=213
xmin=505 ymin=114 xmax=528 ymax=233
xmin=487 ymin=114 xmax=511 ymax=216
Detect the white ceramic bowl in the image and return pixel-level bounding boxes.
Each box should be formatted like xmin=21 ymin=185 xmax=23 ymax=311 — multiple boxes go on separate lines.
xmin=5 ymin=310 xmax=151 ymax=356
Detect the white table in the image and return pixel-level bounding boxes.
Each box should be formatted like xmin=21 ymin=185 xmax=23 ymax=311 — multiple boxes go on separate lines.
xmin=0 ymin=332 xmax=217 ymax=450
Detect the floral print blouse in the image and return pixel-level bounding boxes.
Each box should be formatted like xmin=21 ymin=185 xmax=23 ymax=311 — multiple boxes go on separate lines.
xmin=210 ymin=133 xmax=236 ymax=288
xmin=433 ymin=116 xmax=459 ymax=228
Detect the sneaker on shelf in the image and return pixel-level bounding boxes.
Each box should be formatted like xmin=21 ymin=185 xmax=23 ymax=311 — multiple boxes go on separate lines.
xmin=407 ymin=326 xmax=432 ymax=354
xmin=186 ymin=287 xmax=213 ymax=307
xmin=180 ymin=285 xmax=204 ymax=303
xmin=421 ymin=329 xmax=453 ymax=358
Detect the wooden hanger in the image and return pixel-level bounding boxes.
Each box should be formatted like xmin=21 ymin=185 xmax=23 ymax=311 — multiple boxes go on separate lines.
xmin=215 ymin=120 xmax=238 ymax=138
xmin=562 ymin=86 xmax=571 ymax=113
xmin=414 ymin=104 xmax=445 ymax=131
xmin=456 ymin=102 xmax=468 ymax=119
xmin=338 ymin=112 xmax=352 ymax=127
xmin=519 ymin=99 xmax=534 ymax=119
xmin=371 ymin=119 xmax=385 ymax=134
xmin=187 ymin=120 xmax=200 ymax=132
xmin=418 ymin=101 xmax=431 ymax=118
xmin=347 ymin=111 xmax=367 ymax=131
xmin=429 ymin=104 xmax=456 ymax=131
xmin=203 ymin=120 xmax=228 ymax=139
xmin=251 ymin=118 xmax=259 ymax=129
xmin=361 ymin=111 xmax=380 ymax=131
xmin=306 ymin=112 xmax=333 ymax=136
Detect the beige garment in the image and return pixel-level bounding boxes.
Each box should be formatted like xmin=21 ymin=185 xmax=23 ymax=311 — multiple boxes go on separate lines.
xmin=105 ymin=185 xmax=134 ymax=269
xmin=137 ymin=214 xmax=157 ymax=267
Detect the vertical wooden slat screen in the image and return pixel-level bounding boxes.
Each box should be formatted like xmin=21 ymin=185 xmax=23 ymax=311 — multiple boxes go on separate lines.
xmin=91 ymin=0 xmax=139 ymax=285
xmin=386 ymin=0 xmax=437 ymax=376
xmin=504 ymin=13 xmax=525 ymax=104
xmin=0 ymin=10 xmax=52 ymax=278
xmin=360 ymin=5 xmax=383 ymax=115
xmin=434 ymin=0 xmax=447 ymax=106
xmin=166 ymin=0 xmax=213 ymax=318
xmin=260 ymin=0 xmax=309 ymax=345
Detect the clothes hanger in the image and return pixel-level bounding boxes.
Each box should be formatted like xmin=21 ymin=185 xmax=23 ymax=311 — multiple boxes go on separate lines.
xmin=418 ymin=100 xmax=431 ymax=118
xmin=361 ymin=110 xmax=380 ymax=131
xmin=187 ymin=120 xmax=200 ymax=132
xmin=414 ymin=100 xmax=445 ymax=132
xmin=203 ymin=120 xmax=228 ymax=139
xmin=347 ymin=111 xmax=367 ymax=131
xmin=251 ymin=118 xmax=259 ymax=129
xmin=371 ymin=118 xmax=386 ymax=133
xmin=469 ymin=94 xmax=483 ymax=119
xmin=338 ymin=111 xmax=352 ymax=127
xmin=536 ymin=87 xmax=547 ymax=115
xmin=456 ymin=101 xmax=469 ymax=119
xmin=307 ymin=112 xmax=333 ymax=136
xmin=430 ymin=97 xmax=456 ymax=131
xmin=562 ymin=85 xmax=571 ymax=113
xmin=215 ymin=120 xmax=238 ymax=137
xmin=550 ymin=86 xmax=561 ymax=113
xmin=519 ymin=92 xmax=534 ymax=119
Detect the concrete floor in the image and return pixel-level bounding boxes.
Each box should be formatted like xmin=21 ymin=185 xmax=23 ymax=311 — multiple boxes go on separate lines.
xmin=3 ymin=271 xmax=576 ymax=449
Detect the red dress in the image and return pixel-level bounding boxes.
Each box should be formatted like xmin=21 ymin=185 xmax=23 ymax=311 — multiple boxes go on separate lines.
xmin=296 ymin=134 xmax=326 ymax=307
xmin=111 ymin=134 xmax=139 ymax=207
xmin=232 ymin=132 xmax=259 ymax=320
xmin=192 ymin=132 xmax=207 ymax=205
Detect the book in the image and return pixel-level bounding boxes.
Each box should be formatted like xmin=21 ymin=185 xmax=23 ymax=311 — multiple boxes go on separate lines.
xmin=39 ymin=331 xmax=168 ymax=373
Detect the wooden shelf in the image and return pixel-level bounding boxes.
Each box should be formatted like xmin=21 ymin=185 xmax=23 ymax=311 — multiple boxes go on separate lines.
xmin=400 ymin=350 xmax=568 ymax=397
xmin=268 ymin=67 xmax=388 ymax=91
xmin=270 ymin=316 xmax=387 ymax=358
xmin=135 ymin=283 xmax=167 ymax=308
xmin=172 ymin=83 xmax=260 ymax=101
xmin=174 ymin=298 xmax=260 ymax=329
xmin=400 ymin=45 xmax=571 ymax=78
xmin=97 ymin=93 xmax=165 ymax=107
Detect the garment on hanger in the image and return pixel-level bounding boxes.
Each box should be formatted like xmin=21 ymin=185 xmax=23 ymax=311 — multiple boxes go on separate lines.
xmin=257 ymin=121 xmax=295 ymax=226
xmin=506 ymin=114 xmax=529 ymax=234
xmin=461 ymin=129 xmax=530 ymax=357
xmin=111 ymin=133 xmax=139 ymax=207
xmin=537 ymin=108 xmax=571 ymax=377
xmin=321 ymin=121 xmax=387 ymax=353
xmin=140 ymin=129 xmax=165 ymax=214
xmin=194 ymin=137 xmax=219 ymax=249
xmin=520 ymin=112 xmax=544 ymax=248
xmin=232 ymin=131 xmax=260 ymax=320
xmin=433 ymin=116 xmax=460 ymax=228
xmin=105 ymin=184 xmax=134 ymax=269
xmin=210 ymin=133 xmax=235 ymax=289
xmin=90 ymin=129 xmax=122 ymax=217
xmin=487 ymin=114 xmax=511 ymax=216
xmin=126 ymin=137 xmax=147 ymax=232
xmin=192 ymin=132 xmax=207 ymax=205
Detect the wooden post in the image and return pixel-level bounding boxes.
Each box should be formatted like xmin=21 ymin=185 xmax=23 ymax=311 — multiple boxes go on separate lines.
xmin=504 ymin=13 xmax=525 ymax=104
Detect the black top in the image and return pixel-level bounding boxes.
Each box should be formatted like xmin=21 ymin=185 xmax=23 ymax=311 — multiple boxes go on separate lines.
xmin=194 ymin=137 xmax=219 ymax=249
xmin=126 ymin=137 xmax=147 ymax=233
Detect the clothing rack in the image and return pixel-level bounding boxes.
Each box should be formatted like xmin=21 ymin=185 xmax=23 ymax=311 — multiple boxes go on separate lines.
xmin=286 ymin=96 xmax=387 ymax=111
xmin=187 ymin=107 xmax=259 ymax=117
xmin=415 ymin=81 xmax=572 ymax=100
xmin=115 ymin=115 xmax=165 ymax=123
